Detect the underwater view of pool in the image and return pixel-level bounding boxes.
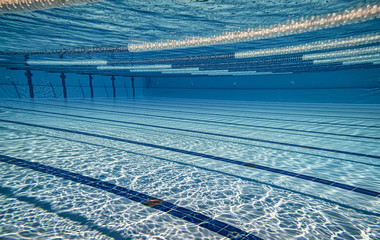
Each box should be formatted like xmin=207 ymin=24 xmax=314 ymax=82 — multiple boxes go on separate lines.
xmin=1 ymin=0 xmax=380 ymax=239
xmin=0 ymin=98 xmax=379 ymax=239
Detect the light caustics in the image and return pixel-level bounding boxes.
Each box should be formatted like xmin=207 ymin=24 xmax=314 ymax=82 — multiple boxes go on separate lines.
xmin=0 ymin=0 xmax=101 ymax=13
xmin=128 ymin=4 xmax=380 ymax=52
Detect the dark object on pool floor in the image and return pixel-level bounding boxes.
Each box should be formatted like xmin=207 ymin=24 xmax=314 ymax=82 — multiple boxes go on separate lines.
xmin=143 ymin=198 xmax=164 ymax=208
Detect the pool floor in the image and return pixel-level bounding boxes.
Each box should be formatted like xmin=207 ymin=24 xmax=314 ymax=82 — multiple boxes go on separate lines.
xmin=0 ymin=97 xmax=379 ymax=239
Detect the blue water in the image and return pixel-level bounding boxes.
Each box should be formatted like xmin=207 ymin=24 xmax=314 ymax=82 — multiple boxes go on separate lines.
xmin=0 ymin=98 xmax=379 ymax=239
xmin=1 ymin=1 xmax=380 ymax=239
xmin=0 ymin=0 xmax=374 ymax=52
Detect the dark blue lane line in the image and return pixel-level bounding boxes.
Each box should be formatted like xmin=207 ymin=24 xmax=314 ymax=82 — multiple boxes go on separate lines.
xmin=1 ymin=119 xmax=379 ymax=198
xmin=88 ymin=98 xmax=380 ymax=118
xmin=3 ymin=105 xmax=380 ymax=168
xmin=53 ymin=101 xmax=380 ymax=141
xmin=70 ymin=99 xmax=380 ymax=121
xmin=2 ymin=126 xmax=379 ymax=218
xmin=0 ymin=154 xmax=262 ymax=240
xmin=27 ymin=130 xmax=380 ymax=217
xmin=9 ymin=100 xmax=378 ymax=129
xmin=57 ymin=99 xmax=380 ymax=128
xmin=134 ymin=97 xmax=380 ymax=112
xmin=117 ymin=98 xmax=380 ymax=114
xmin=3 ymin=105 xmax=380 ymax=161
xmin=5 ymin=101 xmax=380 ymax=143
xmin=2 ymin=116 xmax=377 ymax=174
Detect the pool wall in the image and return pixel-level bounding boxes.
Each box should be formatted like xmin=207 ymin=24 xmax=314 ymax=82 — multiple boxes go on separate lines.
xmin=0 ymin=67 xmax=144 ymax=99
xmin=143 ymin=69 xmax=380 ymax=103
xmin=1 ymin=67 xmax=380 ymax=103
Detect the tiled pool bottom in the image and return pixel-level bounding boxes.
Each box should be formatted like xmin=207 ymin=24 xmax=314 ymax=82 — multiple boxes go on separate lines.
xmin=0 ymin=98 xmax=379 ymax=240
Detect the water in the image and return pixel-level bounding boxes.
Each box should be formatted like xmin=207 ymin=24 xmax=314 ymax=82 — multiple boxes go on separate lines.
xmin=0 ymin=98 xmax=379 ymax=239
xmin=1 ymin=0 xmax=380 ymax=239
xmin=0 ymin=0 xmax=373 ymax=52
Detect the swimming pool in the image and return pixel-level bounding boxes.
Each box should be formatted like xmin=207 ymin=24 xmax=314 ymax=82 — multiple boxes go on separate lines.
xmin=1 ymin=0 xmax=380 ymax=239
xmin=0 ymin=97 xmax=379 ymax=239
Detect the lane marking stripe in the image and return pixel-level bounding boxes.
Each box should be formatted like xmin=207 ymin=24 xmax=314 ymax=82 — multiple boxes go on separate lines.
xmin=0 ymin=154 xmax=262 ymax=240
xmin=1 ymin=119 xmax=379 ymax=198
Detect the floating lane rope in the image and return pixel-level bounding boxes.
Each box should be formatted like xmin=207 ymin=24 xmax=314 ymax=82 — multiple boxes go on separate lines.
xmin=128 ymin=4 xmax=380 ymax=52
xmin=0 ymin=0 xmax=102 ymax=13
